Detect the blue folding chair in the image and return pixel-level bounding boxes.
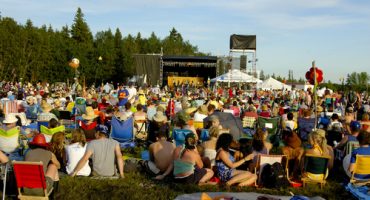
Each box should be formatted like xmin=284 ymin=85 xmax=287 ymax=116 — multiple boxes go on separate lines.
xmin=110 ymin=117 xmax=135 ymax=148
xmin=172 ymin=129 xmax=192 ymax=146
xmin=200 ymin=129 xmax=210 ymax=142
xmin=298 ymin=118 xmax=316 ymax=141
xmin=37 ymin=121 xmax=49 ymax=132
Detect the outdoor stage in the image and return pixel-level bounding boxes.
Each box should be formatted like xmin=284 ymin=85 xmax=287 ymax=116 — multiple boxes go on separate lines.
xmin=133 ymin=55 xmax=217 ymax=86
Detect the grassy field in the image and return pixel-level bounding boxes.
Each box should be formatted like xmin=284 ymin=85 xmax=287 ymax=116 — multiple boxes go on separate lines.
xmin=56 ymin=172 xmax=355 ymax=200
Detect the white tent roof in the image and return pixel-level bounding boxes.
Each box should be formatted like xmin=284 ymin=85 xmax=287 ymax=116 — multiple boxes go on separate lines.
xmin=258 ymin=77 xmax=292 ymax=90
xmin=211 ymin=69 xmax=261 ymax=83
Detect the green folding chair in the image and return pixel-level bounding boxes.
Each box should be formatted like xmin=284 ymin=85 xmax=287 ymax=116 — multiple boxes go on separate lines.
xmin=302 ymin=154 xmax=330 ymax=189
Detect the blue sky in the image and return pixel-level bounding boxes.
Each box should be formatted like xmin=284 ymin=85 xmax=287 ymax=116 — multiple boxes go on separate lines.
xmin=1 ymin=0 xmax=370 ymax=82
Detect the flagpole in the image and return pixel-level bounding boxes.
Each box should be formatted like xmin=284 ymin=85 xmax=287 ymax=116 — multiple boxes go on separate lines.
xmin=313 ymin=61 xmax=318 ymax=130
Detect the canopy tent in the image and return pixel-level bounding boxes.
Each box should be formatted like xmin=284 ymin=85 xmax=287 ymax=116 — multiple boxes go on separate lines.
xmin=258 ymin=77 xmax=292 ymax=90
xmin=210 ymin=69 xmax=260 ymax=83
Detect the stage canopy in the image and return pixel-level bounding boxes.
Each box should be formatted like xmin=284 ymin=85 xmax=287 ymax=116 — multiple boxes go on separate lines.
xmin=258 ymin=77 xmax=292 ymax=90
xmin=210 ymin=69 xmax=260 ymax=83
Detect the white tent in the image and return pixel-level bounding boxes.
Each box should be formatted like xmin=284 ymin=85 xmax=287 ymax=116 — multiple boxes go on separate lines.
xmin=258 ymin=77 xmax=292 ymax=90
xmin=210 ymin=69 xmax=261 ymax=83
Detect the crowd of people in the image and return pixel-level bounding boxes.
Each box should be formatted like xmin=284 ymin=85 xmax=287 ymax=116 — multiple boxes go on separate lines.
xmin=1 ymin=79 xmax=370 ymax=195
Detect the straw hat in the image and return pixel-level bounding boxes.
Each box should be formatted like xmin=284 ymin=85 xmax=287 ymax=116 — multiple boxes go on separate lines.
xmin=54 ymin=99 xmax=61 ymax=107
xmin=138 ymin=89 xmax=145 ymax=95
xmin=198 ymin=105 xmax=208 ymax=115
xmin=153 ymin=111 xmax=167 ymax=122
xmin=185 ymin=107 xmax=197 ymax=114
xmin=41 ymin=102 xmax=53 ymax=112
xmin=316 ymin=106 xmax=323 ymax=113
xmin=82 ymin=106 xmax=98 ymax=120
xmin=2 ymin=114 xmax=18 ymax=124
xmin=29 ymin=134 xmax=49 ymax=147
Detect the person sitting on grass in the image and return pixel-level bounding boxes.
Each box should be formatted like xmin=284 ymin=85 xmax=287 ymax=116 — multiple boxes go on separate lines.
xmin=25 ymin=134 xmax=60 ymax=195
xmin=215 ymin=133 xmax=257 ymax=186
xmin=349 ymin=130 xmax=370 ymax=178
xmin=148 ymin=126 xmax=176 ymax=180
xmin=335 ymin=121 xmax=361 ymax=150
xmin=71 ymin=124 xmax=124 ymax=178
xmin=48 ymin=131 xmax=66 ymax=173
xmin=173 ymin=133 xmax=214 ymax=185
xmin=65 ymin=129 xmax=91 ymax=176
xmin=202 ymin=126 xmax=220 ymax=168
xmin=305 ymin=129 xmax=334 ymax=170
xmin=281 ymin=128 xmax=304 ymax=179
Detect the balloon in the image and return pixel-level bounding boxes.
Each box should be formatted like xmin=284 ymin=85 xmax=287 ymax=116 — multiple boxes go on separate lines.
xmin=306 ymin=66 xmax=324 ymax=84
xmin=69 ymin=58 xmax=80 ymax=69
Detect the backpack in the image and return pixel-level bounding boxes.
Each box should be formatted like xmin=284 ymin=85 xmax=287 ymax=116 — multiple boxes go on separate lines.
xmin=260 ymin=162 xmax=289 ymax=188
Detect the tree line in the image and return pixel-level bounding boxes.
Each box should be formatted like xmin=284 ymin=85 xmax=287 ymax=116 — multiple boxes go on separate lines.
xmin=0 ymin=8 xmax=205 ymax=85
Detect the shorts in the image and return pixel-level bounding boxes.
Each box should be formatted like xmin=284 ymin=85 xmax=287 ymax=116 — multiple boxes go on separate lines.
xmin=23 ymin=176 xmax=53 ymax=196
xmin=174 ymin=167 xmax=207 ymax=184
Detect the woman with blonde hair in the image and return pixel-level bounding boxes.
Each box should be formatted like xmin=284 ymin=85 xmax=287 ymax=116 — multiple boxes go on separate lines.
xmin=305 ymin=129 xmax=334 ymax=169
xmin=65 ymin=129 xmax=91 ymax=176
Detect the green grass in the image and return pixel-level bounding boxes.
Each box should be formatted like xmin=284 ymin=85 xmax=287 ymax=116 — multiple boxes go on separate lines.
xmin=56 ymin=172 xmax=355 ymax=200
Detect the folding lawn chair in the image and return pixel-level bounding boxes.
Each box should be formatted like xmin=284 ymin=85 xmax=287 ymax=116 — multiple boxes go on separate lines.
xmin=79 ymin=121 xmax=97 ymax=141
xmin=297 ymin=118 xmax=316 ymax=141
xmin=37 ymin=121 xmax=49 ymax=133
xmin=254 ymin=154 xmax=288 ymax=186
xmin=301 ymin=154 xmax=330 ymax=189
xmin=172 ymin=129 xmax=192 ymax=146
xmin=199 ymin=129 xmax=209 ymax=142
xmin=110 ymin=117 xmax=135 ymax=148
xmin=0 ymin=127 xmax=20 ymax=154
xmin=350 ymin=155 xmax=370 ymax=186
xmin=12 ymin=161 xmax=53 ymax=200
xmin=242 ymin=116 xmax=257 ymax=137
xmin=257 ymin=117 xmax=281 ymax=135
xmin=1 ymin=162 xmax=10 ymax=200
xmin=40 ymin=125 xmax=65 ymax=143
xmin=59 ymin=111 xmax=72 ymax=120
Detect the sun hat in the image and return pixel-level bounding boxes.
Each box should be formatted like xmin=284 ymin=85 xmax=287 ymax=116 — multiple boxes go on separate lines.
xmin=82 ymin=106 xmax=98 ymax=120
xmin=138 ymin=89 xmax=145 ymax=95
xmin=316 ymin=106 xmax=323 ymax=113
xmin=185 ymin=107 xmax=197 ymax=114
xmin=41 ymin=102 xmax=53 ymax=112
xmin=2 ymin=114 xmax=18 ymax=124
xmin=29 ymin=134 xmax=49 ymax=147
xmin=198 ymin=105 xmax=208 ymax=115
xmin=53 ymin=99 xmax=61 ymax=107
xmin=153 ymin=111 xmax=167 ymax=122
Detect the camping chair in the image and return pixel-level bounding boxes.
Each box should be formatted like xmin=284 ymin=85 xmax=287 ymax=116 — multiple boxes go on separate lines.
xmin=200 ymin=129 xmax=209 ymax=142
xmin=1 ymin=162 xmax=10 ymax=200
xmin=0 ymin=127 xmax=20 ymax=154
xmin=172 ymin=129 xmax=192 ymax=146
xmin=350 ymin=155 xmax=370 ymax=186
xmin=254 ymin=154 xmax=288 ymax=186
xmin=193 ymin=121 xmax=204 ymax=130
xmin=37 ymin=121 xmax=49 ymax=133
xmin=301 ymin=154 xmax=330 ymax=189
xmin=40 ymin=125 xmax=65 ymax=143
xmin=110 ymin=117 xmax=135 ymax=148
xmin=297 ymin=118 xmax=316 ymax=141
xmin=59 ymin=111 xmax=72 ymax=120
xmin=257 ymin=117 xmax=281 ymax=135
xmin=242 ymin=116 xmax=257 ymax=137
xmin=335 ymin=141 xmax=360 ymax=161
xmin=79 ymin=121 xmax=97 ymax=141
xmin=12 ymin=161 xmax=53 ymax=200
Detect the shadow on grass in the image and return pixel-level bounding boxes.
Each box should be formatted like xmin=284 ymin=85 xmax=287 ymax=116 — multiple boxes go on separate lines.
xmin=57 ymin=172 xmax=355 ymax=200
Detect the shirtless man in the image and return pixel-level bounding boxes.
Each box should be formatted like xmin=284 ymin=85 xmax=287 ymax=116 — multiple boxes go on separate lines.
xmin=149 ymin=128 xmax=176 ymax=180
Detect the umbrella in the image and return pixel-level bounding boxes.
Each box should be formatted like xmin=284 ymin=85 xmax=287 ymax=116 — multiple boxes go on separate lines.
xmin=203 ymin=112 xmax=244 ymax=140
